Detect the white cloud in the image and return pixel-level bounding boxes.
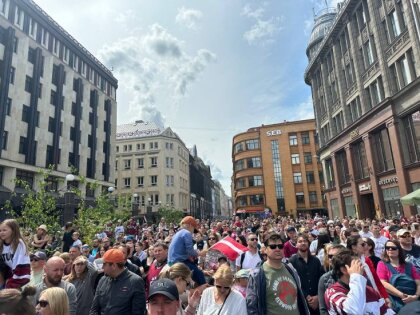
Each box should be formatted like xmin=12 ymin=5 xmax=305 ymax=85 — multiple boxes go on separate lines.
xmin=292 ymin=96 xmax=315 ymax=120
xmin=175 ymin=7 xmax=203 ymax=30
xmin=241 ymin=3 xmax=283 ymax=45
xmin=98 ymin=24 xmax=216 ymax=126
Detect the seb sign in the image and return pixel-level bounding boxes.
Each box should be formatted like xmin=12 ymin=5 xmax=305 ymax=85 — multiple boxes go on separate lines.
xmin=266 ymin=130 xmax=282 ymax=136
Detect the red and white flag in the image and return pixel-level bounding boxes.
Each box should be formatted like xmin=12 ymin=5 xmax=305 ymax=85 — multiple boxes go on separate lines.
xmin=209 ymin=236 xmax=249 ymax=261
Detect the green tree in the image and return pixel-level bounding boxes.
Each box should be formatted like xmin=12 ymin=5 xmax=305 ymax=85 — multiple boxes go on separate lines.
xmin=157 ymin=206 xmax=184 ymax=225
xmin=12 ymin=169 xmax=61 ymax=236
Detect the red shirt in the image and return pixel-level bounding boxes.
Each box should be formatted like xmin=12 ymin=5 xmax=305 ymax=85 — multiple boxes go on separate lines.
xmin=145 ymin=260 xmax=167 ymax=298
xmin=283 ymin=240 xmax=298 ymax=258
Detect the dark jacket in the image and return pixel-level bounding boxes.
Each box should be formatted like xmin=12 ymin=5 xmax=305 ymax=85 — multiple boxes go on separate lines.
xmin=318 ymin=270 xmax=337 ymax=315
xmin=89 ymin=269 xmax=146 ymax=315
xmin=246 ymin=261 xmax=310 ymax=315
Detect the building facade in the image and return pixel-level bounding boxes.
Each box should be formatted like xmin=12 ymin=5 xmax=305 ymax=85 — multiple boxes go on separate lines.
xmin=115 ymin=121 xmax=190 ymax=216
xmin=232 ymin=120 xmax=324 ymax=218
xmin=189 ymin=145 xmax=213 ymax=220
xmin=304 ymin=0 xmax=420 ymax=219
xmin=0 ymin=0 xmax=117 ymax=209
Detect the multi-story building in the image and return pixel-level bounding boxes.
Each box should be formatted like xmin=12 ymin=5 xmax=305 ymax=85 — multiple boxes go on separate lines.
xmin=115 ymin=120 xmax=190 ymax=217
xmin=304 ymin=0 xmax=420 ymax=218
xmin=0 ymin=0 xmax=117 ymax=209
xmin=189 ymin=145 xmax=213 ymax=220
xmin=232 ymin=120 xmax=324 ymax=218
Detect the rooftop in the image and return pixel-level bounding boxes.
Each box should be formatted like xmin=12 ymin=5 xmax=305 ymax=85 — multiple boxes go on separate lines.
xmin=116 ymin=120 xmax=163 ymax=140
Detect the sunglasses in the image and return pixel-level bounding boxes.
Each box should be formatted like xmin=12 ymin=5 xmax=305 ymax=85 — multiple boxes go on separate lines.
xmin=215 ymin=284 xmax=230 ymax=290
xmin=268 ymin=244 xmax=284 ymax=250
xmin=30 ymin=258 xmax=39 ymax=262
xmin=399 ymin=234 xmax=410 ymax=238
xmin=36 ymin=300 xmax=49 ymax=308
xmin=385 ymin=246 xmax=398 ymax=251
xmin=249 ymin=238 xmax=258 ymax=241
xmin=209 ymin=237 xmax=216 ymax=241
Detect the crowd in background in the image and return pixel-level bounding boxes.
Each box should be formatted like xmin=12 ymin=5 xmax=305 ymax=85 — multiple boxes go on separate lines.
xmin=0 ymin=213 xmax=419 ymax=315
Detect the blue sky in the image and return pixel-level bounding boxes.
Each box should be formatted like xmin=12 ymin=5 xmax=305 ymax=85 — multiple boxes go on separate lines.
xmin=35 ymin=0 xmax=341 ymax=194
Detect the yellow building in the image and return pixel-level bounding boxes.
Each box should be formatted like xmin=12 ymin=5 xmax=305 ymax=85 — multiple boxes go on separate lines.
xmin=232 ymin=120 xmax=324 ymax=218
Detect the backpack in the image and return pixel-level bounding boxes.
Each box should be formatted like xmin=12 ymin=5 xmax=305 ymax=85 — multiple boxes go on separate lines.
xmin=240 ymin=251 xmax=263 ymax=269
xmin=385 ymin=262 xmax=417 ymax=312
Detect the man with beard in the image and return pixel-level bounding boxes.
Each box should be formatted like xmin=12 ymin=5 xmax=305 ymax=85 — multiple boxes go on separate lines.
xmin=398 ymin=229 xmax=420 ymax=274
xmin=33 ymin=256 xmax=77 ymax=315
xmin=236 ymin=233 xmax=262 ymax=271
xmin=289 ymin=234 xmax=324 ymax=314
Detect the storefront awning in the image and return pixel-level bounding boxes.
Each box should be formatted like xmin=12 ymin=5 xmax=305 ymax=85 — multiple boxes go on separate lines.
xmin=400 ymin=188 xmax=420 ymax=206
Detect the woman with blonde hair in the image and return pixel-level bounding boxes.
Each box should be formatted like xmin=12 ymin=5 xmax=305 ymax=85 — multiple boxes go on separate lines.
xmin=66 ymin=255 xmax=98 ymax=315
xmin=0 ymin=219 xmax=30 ymax=288
xmin=197 ymin=264 xmax=247 ymax=314
xmin=35 ymin=287 xmax=69 ymax=315
xmin=160 ymin=262 xmax=202 ymax=315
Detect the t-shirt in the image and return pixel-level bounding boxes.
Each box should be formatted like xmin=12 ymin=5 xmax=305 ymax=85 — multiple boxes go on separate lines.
xmin=262 ymin=262 xmax=300 ymax=315
xmin=376 ymin=260 xmax=420 ymax=282
xmin=196 ymin=287 xmax=247 ymax=315
xmin=403 ymin=244 xmax=420 ymax=274
xmin=370 ymin=235 xmax=388 ymax=258
xmin=235 ymin=250 xmax=262 ymax=269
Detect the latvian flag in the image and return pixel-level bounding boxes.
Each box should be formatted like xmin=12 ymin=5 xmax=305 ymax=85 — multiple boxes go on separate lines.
xmin=209 ymin=236 xmax=249 ymax=261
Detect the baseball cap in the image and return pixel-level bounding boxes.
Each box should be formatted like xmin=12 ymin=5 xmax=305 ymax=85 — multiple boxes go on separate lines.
xmin=30 ymin=251 xmax=47 ymax=261
xmin=235 ymin=269 xmax=250 ymax=279
xmin=327 ymin=220 xmax=334 ymax=225
xmin=389 ymin=225 xmax=400 ymax=233
xmin=37 ymin=224 xmax=48 ymax=232
xmin=286 ymin=226 xmax=296 ymax=233
xmin=82 ymin=244 xmax=90 ymax=249
xmin=180 ymin=216 xmax=198 ymax=228
xmin=102 ymin=249 xmax=125 ymax=263
xmin=396 ymin=229 xmax=411 ymax=237
xmin=149 ymin=279 xmax=179 ymax=301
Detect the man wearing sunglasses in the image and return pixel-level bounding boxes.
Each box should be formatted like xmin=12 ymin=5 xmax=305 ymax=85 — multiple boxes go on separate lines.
xmin=246 ymin=232 xmax=310 ymax=315
xmin=236 ymin=233 xmax=262 ymax=271
xmin=25 ymin=251 xmax=47 ymax=288
xmin=398 ymin=229 xmax=420 ymax=274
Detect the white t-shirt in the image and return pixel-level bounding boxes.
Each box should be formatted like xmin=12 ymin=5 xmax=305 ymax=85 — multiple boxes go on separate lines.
xmin=197 ymin=287 xmax=247 ymax=315
xmin=235 ymin=250 xmax=261 ymax=270
xmin=370 ymin=235 xmax=388 ymax=258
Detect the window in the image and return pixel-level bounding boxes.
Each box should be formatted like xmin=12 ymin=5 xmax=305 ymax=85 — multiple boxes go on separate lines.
xmin=72 ymin=55 xmax=79 ymax=71
xmin=352 ymin=141 xmax=369 ymax=180
xmin=6 ymin=98 xmax=11 ymax=116
xmin=137 ymin=176 xmax=144 ymax=187
xmin=236 ymin=178 xmax=246 ymax=189
xmin=13 ymin=37 xmax=18 ymax=53
xmin=63 ymin=46 xmax=69 ymax=64
xmin=48 ymin=117 xmax=55 ymax=133
xmin=0 ymin=0 xmax=8 ymax=16
xmin=245 ymin=157 xmax=259 ymax=168
xmin=306 ymin=171 xmax=315 ymax=184
xmin=166 ymin=175 xmax=174 ymax=187
xmin=391 ymin=52 xmax=416 ymax=92
xmin=28 ymin=47 xmax=36 ymax=64
xmin=347 ymin=97 xmax=362 ymax=124
xmin=325 ymin=158 xmax=335 ymax=189
xmin=28 ymin=18 xmax=37 ymax=39
xmin=150 ymin=157 xmax=158 ymax=167
xmin=309 ymin=191 xmax=318 ymax=203
xmin=248 ymin=175 xmax=263 ymax=187
xmin=52 ymin=37 xmax=60 ymax=56
xmin=365 ymin=77 xmax=384 ymax=109
xmin=336 ymin=150 xmax=350 ymax=185
xmin=22 ymin=105 xmax=30 ymax=123
xmin=301 ymin=132 xmax=310 ymax=144
xmin=124 ymin=159 xmax=131 ymax=169
xmin=389 ymin=9 xmax=402 ymax=39
xmin=293 ymin=172 xmax=302 ymax=184
xmin=14 ymin=6 xmax=24 ymax=29
xmin=124 ymin=178 xmax=131 ymax=188
xmin=150 ymin=175 xmax=158 ymax=186
xmin=289 ymin=133 xmax=297 ymax=146
xmin=166 ymin=157 xmax=174 ymax=168
xmin=235 ymin=159 xmax=245 ymax=171
xmin=41 ymin=28 xmax=49 ymax=48
xmin=2 ymin=131 xmax=8 ymax=150
xmin=296 ymin=192 xmax=305 ymax=204
xmin=250 ymin=195 xmax=264 ymax=205
xmin=19 ymin=136 xmax=27 ymax=154
xmin=332 ymin=111 xmax=344 ymax=134
xmin=372 ymin=128 xmax=394 ymax=173
xmin=25 ymin=76 xmax=32 ymax=93
xmin=291 ymin=154 xmax=300 ymax=164
xmin=16 ymin=169 xmax=34 ymax=189
xmin=137 ymin=158 xmax=144 ymax=169
xmin=304 ymin=152 xmax=312 ymax=164
xmin=404 ymin=110 xmax=420 ymax=163
xmin=246 ymin=139 xmax=260 ymax=150
xmin=234 ymin=142 xmax=243 ymax=153
xmin=10 ymin=67 xmax=15 ymax=84
xmin=237 ymin=196 xmax=247 ymax=207
xmin=362 ymin=38 xmax=375 ymax=68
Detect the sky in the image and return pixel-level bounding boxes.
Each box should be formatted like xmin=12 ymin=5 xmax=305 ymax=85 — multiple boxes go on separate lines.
xmin=34 ymin=0 xmax=342 ymax=195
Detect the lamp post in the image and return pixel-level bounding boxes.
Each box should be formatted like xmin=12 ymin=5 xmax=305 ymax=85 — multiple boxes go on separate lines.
xmin=132 ymin=193 xmax=139 ymax=217
xmin=63 ymin=174 xmax=76 ymax=224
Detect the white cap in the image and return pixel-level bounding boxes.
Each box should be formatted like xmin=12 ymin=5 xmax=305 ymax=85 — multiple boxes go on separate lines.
xmin=327 ymin=220 xmax=334 ymax=225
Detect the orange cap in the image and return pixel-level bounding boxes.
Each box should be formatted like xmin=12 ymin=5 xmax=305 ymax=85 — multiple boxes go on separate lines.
xmin=103 ymin=249 xmax=125 ymax=263
xmin=180 ymin=216 xmax=198 ymax=228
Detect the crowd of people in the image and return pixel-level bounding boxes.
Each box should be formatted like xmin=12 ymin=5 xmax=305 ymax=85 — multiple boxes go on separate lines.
xmin=0 ymin=213 xmax=419 ymax=315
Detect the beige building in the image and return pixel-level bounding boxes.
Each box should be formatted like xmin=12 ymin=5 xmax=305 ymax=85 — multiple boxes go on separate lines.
xmin=115 ymin=120 xmax=190 ymax=216
xmin=0 ymin=0 xmax=117 ymax=209
xmin=304 ymin=0 xmax=420 ymax=218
